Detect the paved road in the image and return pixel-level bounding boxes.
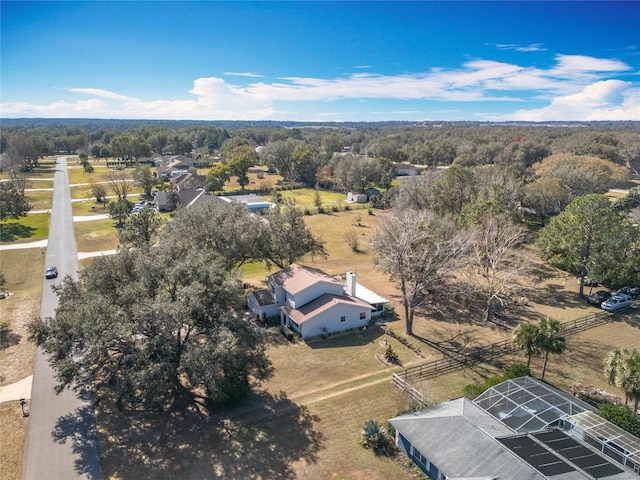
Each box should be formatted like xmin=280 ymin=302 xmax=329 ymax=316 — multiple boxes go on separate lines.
xmin=22 ymin=158 xmax=101 ymax=480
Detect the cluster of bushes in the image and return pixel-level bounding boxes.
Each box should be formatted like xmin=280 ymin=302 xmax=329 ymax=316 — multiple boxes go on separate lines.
xmin=383 ymin=326 xmax=425 ymax=358
xmin=462 ymin=364 xmax=531 ymax=399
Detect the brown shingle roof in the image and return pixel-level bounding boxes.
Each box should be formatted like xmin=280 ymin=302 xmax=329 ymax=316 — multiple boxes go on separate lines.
xmin=269 ymin=263 xmax=341 ymax=295
xmin=283 ymin=293 xmax=373 ymax=324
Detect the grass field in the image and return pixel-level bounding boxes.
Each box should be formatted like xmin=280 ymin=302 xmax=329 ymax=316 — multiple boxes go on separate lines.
xmin=75 ymin=218 xmax=120 ymax=253
xmin=0 ymin=249 xmax=43 ymax=480
xmin=0 ymin=213 xmax=50 ymax=244
xmin=25 ymin=190 xmax=54 ymax=211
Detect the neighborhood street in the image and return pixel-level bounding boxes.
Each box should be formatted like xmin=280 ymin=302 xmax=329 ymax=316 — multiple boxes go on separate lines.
xmin=21 ymin=157 xmax=101 ymax=480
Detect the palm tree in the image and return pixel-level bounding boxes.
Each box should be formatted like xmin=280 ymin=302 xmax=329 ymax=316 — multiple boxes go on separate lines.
xmin=537 ymin=317 xmax=566 ymax=380
xmin=604 ymin=348 xmax=627 ymax=385
xmin=513 ymin=322 xmax=541 ymax=369
xmin=361 ymin=419 xmax=388 ymax=452
xmin=606 ymin=348 xmax=640 ymax=412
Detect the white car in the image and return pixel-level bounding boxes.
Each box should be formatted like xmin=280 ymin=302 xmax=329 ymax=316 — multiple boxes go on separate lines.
xmin=601 ymin=294 xmax=633 ymax=312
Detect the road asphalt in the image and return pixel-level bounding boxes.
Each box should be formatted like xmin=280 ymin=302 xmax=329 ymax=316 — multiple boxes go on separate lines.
xmin=21 ymin=157 xmax=102 ymax=480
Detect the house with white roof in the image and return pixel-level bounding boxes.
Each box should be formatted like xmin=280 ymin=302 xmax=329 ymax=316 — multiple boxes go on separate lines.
xmin=247 ymin=264 xmax=387 ymax=340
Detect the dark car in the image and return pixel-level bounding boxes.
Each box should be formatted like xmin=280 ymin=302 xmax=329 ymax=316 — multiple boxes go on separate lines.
xmin=45 ymin=266 xmax=58 ymax=279
xmin=587 ymin=290 xmax=612 ymax=305
xmin=613 ymin=286 xmax=639 ymax=298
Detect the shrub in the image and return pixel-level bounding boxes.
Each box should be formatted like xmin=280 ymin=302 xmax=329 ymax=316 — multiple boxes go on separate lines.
xmin=462 ymin=364 xmax=531 ymax=399
xmin=503 ymin=364 xmax=531 ymax=379
xmin=344 ymin=230 xmax=360 ymax=253
xmin=463 ymin=384 xmax=486 ymax=400
xmin=384 ymin=344 xmax=400 ymax=364
xmin=361 ymin=419 xmax=389 ymax=452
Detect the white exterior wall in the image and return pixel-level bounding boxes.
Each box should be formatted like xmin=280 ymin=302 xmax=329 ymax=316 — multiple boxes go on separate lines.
xmin=247 ymin=295 xmax=262 ymax=317
xmin=271 ymin=283 xmax=286 ymax=304
xmin=347 ymin=192 xmax=368 ymax=203
xmin=290 ymin=281 xmax=343 ymax=309
xmin=248 ymin=295 xmax=281 ymax=319
xmin=298 ymin=303 xmax=371 ymax=339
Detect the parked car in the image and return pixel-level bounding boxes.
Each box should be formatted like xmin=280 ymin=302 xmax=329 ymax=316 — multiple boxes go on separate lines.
xmin=601 ymin=294 xmax=633 ymax=312
xmin=613 ymin=286 xmax=639 ymax=298
xmin=587 ymin=290 xmax=612 ymax=305
xmin=45 ymin=266 xmax=58 ymax=279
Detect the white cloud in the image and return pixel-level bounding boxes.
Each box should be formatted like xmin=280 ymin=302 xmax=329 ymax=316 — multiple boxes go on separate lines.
xmin=68 ymin=88 xmax=136 ymax=101
xmin=490 ymin=43 xmax=547 ymax=52
xmin=222 ymin=72 xmax=264 ymax=78
xmin=1 ymin=54 xmax=637 ymax=120
xmin=509 ymin=80 xmax=640 ymax=121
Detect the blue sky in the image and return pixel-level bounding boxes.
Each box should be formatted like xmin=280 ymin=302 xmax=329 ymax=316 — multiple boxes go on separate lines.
xmin=1 ymin=1 xmax=639 ymax=122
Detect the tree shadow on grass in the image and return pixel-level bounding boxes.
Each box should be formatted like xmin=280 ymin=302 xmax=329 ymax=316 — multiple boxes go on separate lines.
xmin=0 ymin=322 xmax=21 ymax=349
xmin=308 ymin=324 xmax=385 ymax=349
xmin=74 ymin=390 xmax=324 ymax=480
xmin=0 ymin=221 xmax=37 ymax=242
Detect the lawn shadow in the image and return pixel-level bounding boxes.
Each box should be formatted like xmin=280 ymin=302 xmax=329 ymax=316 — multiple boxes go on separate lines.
xmin=0 ymin=322 xmax=21 ymax=349
xmin=0 ymin=221 xmax=37 ymax=242
xmin=96 ymin=390 xmax=324 ymax=480
xmin=307 ymin=324 xmax=385 ymax=349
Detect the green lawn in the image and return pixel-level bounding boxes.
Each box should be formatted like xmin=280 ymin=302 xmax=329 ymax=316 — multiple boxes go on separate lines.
xmin=75 ymin=218 xmax=120 ymax=252
xmin=0 ymin=214 xmax=49 ymax=243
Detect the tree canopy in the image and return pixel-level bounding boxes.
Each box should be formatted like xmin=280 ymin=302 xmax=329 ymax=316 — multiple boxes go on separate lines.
xmin=0 ymin=180 xmax=32 ymax=220
xmin=538 ymin=194 xmax=638 ymax=295
xmin=29 ymin=227 xmax=272 ymax=412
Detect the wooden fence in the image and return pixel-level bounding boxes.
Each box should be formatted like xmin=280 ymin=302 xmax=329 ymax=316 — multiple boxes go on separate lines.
xmin=392 ymin=308 xmax=624 ymax=397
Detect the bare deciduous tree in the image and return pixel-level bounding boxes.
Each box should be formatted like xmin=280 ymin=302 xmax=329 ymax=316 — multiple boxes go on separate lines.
xmin=470 ymin=214 xmax=530 ymax=323
xmin=106 ymin=170 xmax=133 ymax=200
xmin=372 ymin=209 xmax=471 ymax=335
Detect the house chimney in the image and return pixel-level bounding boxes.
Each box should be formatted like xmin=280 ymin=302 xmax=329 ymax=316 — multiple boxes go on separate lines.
xmin=346 ymin=272 xmax=356 ymax=296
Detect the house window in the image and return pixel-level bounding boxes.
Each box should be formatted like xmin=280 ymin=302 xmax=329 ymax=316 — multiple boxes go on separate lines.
xmin=340 ymin=316 xmax=346 ymax=322
xmin=360 ymin=312 xmax=366 ymax=320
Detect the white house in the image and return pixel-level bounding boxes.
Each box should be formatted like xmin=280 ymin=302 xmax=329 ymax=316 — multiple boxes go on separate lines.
xmin=394 ymin=162 xmax=422 ymax=176
xmin=346 ymin=192 xmax=368 ymax=203
xmin=247 ymin=264 xmax=387 ymax=340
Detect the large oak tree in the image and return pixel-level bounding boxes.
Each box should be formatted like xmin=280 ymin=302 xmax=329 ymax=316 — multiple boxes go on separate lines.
xmin=29 ymin=227 xmax=271 ymax=412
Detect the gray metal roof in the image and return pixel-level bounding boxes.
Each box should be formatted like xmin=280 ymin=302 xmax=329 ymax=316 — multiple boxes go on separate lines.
xmin=389 ymin=398 xmax=545 ymax=480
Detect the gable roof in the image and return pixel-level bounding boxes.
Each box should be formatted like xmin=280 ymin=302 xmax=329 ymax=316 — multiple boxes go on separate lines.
xmin=283 ymin=293 xmax=373 ymax=324
xmin=269 ymin=263 xmax=342 ymax=295
xmin=390 ymin=398 xmax=544 ymax=480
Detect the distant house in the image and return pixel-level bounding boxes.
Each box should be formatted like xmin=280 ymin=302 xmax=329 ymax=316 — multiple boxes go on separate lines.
xmin=394 ymin=163 xmax=421 ymax=176
xmin=346 ymin=192 xmax=368 ymax=204
xmin=627 ymin=159 xmax=640 ymax=176
xmin=154 ymin=189 xmax=218 ymax=212
xmin=218 ymin=194 xmax=273 ymax=213
xmin=390 ymin=376 xmax=639 ymax=479
xmin=247 ymin=264 xmax=387 ymax=340
xmin=155 ymin=154 xmax=211 ymax=169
